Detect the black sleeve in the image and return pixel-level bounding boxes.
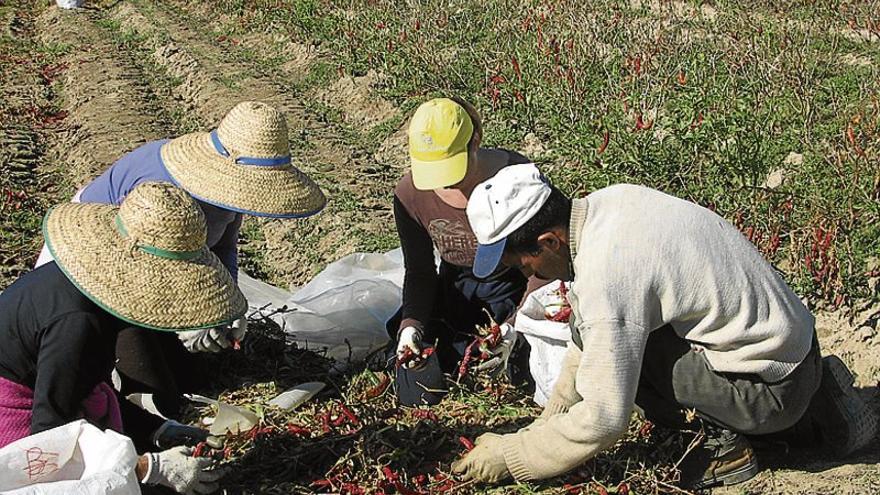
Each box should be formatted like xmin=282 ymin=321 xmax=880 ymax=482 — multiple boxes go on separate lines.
xmin=505 ymin=149 xmax=533 ymax=165
xmin=394 ymin=195 xmax=439 ymax=333
xmin=117 ymin=397 xmax=165 ymax=453
xmin=31 ymin=313 xmax=115 ymax=435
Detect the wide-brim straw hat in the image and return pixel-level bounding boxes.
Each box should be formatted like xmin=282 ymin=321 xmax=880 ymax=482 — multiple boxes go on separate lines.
xmin=43 ymin=182 xmax=248 ymax=331
xmin=160 ymin=101 xmax=326 ymax=218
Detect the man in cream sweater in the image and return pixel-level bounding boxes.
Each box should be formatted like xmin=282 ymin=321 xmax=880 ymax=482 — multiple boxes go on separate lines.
xmin=452 ymin=163 xmax=877 ymax=489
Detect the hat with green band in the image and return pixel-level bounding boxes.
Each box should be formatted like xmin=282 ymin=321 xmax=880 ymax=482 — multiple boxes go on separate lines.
xmin=43 ymin=181 xmax=247 ymax=331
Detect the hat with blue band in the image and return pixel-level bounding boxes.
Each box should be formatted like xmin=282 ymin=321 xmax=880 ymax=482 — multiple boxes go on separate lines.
xmin=160 ymin=101 xmax=326 ymax=218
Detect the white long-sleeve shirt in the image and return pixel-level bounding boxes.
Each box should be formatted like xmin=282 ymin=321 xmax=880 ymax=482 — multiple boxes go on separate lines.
xmin=501 ymin=184 xmax=814 ymax=480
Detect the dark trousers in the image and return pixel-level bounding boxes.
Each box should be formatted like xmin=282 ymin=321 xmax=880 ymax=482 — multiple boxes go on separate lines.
xmin=389 ymin=263 xmax=527 ymax=406
xmin=115 ymin=326 xmax=207 ymax=448
xmin=635 ymin=325 xmax=822 ymax=435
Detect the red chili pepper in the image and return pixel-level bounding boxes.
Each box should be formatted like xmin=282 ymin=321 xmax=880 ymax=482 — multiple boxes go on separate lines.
xmin=432 ymin=473 xmax=456 ymax=492
xmin=338 ymin=404 xmax=360 ymax=425
xmin=412 ymin=473 xmax=428 ymax=486
xmin=286 ymin=424 xmax=311 ymax=437
xmin=634 ymin=113 xmax=653 ymax=131
xmin=617 ymin=482 xmax=630 ymax=495
xmin=458 ymin=340 xmax=478 ymax=378
xmin=382 ymin=466 xmax=399 ymax=481
xmin=411 ymin=409 xmax=439 ymax=422
xmin=549 ymin=306 xmax=572 ymax=322
xmin=459 ymin=436 xmax=475 ymax=451
xmin=594 ymin=484 xmax=609 ymax=495
xmin=364 ymin=374 xmax=391 ymax=399
xmin=847 ymin=125 xmax=866 ymax=157
xmin=677 ymin=70 xmax=687 ymax=85
xmin=486 ymin=324 xmax=502 ymax=348
xmin=396 ymin=347 xmax=415 ymax=368
xmin=638 ymin=420 xmax=654 ymax=438
xmin=192 ymin=441 xmax=207 ymax=458
xmin=631 ymin=56 xmax=642 ymax=75
xmin=597 ymin=130 xmax=609 ymax=154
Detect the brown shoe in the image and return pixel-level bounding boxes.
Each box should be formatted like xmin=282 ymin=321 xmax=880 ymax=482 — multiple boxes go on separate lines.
xmin=680 ymin=427 xmax=759 ymax=490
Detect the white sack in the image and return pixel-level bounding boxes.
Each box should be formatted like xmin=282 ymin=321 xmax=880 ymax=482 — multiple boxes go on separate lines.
xmin=0 ymin=420 xmax=139 ymax=495
xmin=515 ymin=281 xmax=572 ymax=406
xmin=238 ymin=249 xmax=406 ymax=362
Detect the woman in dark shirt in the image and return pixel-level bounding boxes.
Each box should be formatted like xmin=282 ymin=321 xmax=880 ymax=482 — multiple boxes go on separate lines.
xmin=0 ymin=182 xmax=246 ymax=494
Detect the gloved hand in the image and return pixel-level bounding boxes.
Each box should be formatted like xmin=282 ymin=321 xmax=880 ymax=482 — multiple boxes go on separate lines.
xmin=229 ymin=317 xmax=247 ymax=343
xmin=396 ymin=326 xmax=423 ymax=369
xmin=451 ymin=433 xmax=511 ymax=483
xmin=473 ymin=323 xmax=517 ymax=372
xmin=177 ymin=326 xmax=231 ymax=353
xmin=152 ymin=420 xmax=221 ymax=450
xmin=142 ymin=446 xmax=225 ymax=494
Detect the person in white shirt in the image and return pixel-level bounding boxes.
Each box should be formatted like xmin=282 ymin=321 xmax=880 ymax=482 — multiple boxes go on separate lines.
xmin=452 ymin=163 xmax=877 ymax=489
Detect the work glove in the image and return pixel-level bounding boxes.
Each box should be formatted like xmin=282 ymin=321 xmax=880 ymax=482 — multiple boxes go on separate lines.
xmin=142 ymin=446 xmax=225 ymax=494
xmin=473 ymin=323 xmax=517 ymax=373
xmin=451 ymin=433 xmax=511 ymax=484
xmin=396 ymin=326 xmax=423 ymax=369
xmin=229 ymin=316 xmax=247 ymax=343
xmin=177 ymin=326 xmax=231 ymax=353
xmin=152 ymin=420 xmax=222 ymax=450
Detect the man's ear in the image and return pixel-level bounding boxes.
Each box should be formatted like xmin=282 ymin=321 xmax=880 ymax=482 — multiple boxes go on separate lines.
xmin=536 ymin=231 xmax=562 ymax=251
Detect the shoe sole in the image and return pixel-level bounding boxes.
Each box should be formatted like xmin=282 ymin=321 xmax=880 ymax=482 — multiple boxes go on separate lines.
xmin=821 ymin=355 xmax=879 ymax=456
xmin=692 ymin=457 xmax=760 ymax=490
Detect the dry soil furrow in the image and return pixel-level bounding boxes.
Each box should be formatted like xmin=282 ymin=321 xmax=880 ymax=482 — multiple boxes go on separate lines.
xmin=162 ymin=0 xmax=399 ymax=139
xmin=131 ymin=0 xmax=402 ymax=200
xmin=106 ymin=1 xmax=395 ymax=286
xmin=0 ymin=6 xmax=61 ymax=283
xmin=34 ymin=8 xmax=171 ymax=188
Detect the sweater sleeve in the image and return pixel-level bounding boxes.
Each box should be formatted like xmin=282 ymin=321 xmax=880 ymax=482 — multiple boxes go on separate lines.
xmin=394 ymin=195 xmax=438 ymax=333
xmin=211 ymin=214 xmax=242 ymax=282
xmin=501 ymin=318 xmax=649 ymax=480
xmin=31 ymin=313 xmax=115 ymax=435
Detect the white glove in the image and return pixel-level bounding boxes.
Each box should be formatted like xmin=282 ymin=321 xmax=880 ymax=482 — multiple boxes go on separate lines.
xmin=142 ymin=446 xmax=224 ymax=494
xmin=229 ymin=317 xmax=247 ymax=342
xmin=396 ymin=326 xmax=423 ymax=369
xmin=474 ymin=323 xmax=517 ymax=372
xmin=177 ymin=327 xmax=231 ymax=353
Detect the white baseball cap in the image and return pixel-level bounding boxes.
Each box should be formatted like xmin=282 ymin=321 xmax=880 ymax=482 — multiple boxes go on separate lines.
xmin=466 ymin=163 xmax=551 ymax=278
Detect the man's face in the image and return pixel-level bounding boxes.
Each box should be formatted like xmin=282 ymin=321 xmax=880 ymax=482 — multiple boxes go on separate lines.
xmin=501 ymin=232 xmax=571 ymax=281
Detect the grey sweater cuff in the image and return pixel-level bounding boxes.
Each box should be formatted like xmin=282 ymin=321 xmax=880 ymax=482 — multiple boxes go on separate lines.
xmin=501 ymin=433 xmax=534 ymax=481
xmin=541 ymin=396 xmax=571 ymax=417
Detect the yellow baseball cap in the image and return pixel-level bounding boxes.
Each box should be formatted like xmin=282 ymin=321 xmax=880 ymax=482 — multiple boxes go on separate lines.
xmin=408 ymin=98 xmax=474 ymax=190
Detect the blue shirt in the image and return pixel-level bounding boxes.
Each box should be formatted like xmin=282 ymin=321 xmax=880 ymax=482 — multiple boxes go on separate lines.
xmin=79 ymin=140 xmax=242 ymax=280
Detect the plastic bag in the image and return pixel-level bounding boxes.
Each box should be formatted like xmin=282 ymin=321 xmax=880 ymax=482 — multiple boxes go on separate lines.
xmin=186 ymin=395 xmax=259 ymax=436
xmin=55 ymin=0 xmax=84 ymax=9
xmin=514 ymin=281 xmax=572 ymax=406
xmin=0 ymin=420 xmax=139 ymax=494
xmin=239 ymin=249 xmax=406 ymax=362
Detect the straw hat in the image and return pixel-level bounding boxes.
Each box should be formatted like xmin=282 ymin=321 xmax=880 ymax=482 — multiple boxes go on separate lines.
xmin=160 ymin=101 xmax=326 ymax=218
xmin=43 ymin=182 xmax=248 ymax=331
